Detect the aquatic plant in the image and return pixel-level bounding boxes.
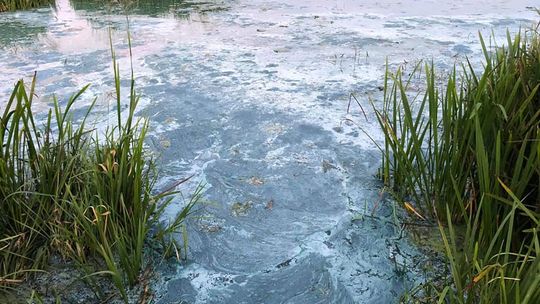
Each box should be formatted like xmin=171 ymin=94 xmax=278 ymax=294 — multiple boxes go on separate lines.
xmin=0 ymin=43 xmax=198 ymax=302
xmin=374 ymin=29 xmax=539 ymax=303
xmin=0 ymin=0 xmax=53 ymax=12
xmin=69 ymin=0 xmax=229 ymax=19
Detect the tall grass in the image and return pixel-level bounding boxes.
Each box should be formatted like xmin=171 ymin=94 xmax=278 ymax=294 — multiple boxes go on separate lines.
xmin=0 ymin=0 xmax=53 ymax=12
xmin=375 ymin=29 xmax=539 ymax=303
xmin=0 ymin=46 xmax=198 ymax=301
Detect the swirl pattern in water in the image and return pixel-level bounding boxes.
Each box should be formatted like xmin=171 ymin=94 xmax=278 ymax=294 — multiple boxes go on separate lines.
xmin=0 ymin=0 xmax=537 ymax=303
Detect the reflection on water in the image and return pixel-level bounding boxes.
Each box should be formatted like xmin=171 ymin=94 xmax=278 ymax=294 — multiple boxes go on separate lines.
xmin=37 ymin=0 xmax=228 ymax=53
xmin=32 ymin=0 xmax=227 ymax=54
xmin=0 ymin=21 xmax=46 ymax=46
xmin=0 ymin=14 xmax=50 ymax=46
xmin=1 ymin=1 xmax=538 ymax=303
xmin=0 ymin=0 xmax=229 ymax=48
xmin=69 ymin=0 xmax=230 ymax=19
xmin=40 ymin=0 xmax=112 ymax=53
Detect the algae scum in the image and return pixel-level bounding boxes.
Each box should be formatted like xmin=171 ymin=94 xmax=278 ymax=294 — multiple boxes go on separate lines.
xmin=0 ymin=0 xmax=537 ymax=303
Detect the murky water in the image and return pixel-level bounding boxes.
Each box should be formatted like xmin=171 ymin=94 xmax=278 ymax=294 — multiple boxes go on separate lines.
xmin=1 ymin=1 xmax=537 ymax=303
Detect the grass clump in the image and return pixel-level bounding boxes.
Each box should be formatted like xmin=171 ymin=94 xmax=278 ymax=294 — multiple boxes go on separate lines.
xmin=0 ymin=0 xmax=53 ymax=12
xmin=0 ymin=47 xmax=198 ymax=301
xmin=375 ymin=29 xmax=539 ymax=303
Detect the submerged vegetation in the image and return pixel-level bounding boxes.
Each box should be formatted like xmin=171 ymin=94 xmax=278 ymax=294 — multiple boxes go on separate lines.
xmin=376 ymin=29 xmax=539 ymax=302
xmin=0 ymin=44 xmax=199 ymax=301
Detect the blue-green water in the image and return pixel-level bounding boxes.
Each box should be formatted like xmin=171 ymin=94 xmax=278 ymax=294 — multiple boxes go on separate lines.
xmin=0 ymin=1 xmax=537 ymax=303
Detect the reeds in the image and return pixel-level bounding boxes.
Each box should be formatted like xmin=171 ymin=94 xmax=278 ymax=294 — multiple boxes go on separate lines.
xmin=0 ymin=47 xmax=198 ymax=301
xmin=0 ymin=0 xmax=53 ymax=12
xmin=375 ymin=29 xmax=539 ymax=303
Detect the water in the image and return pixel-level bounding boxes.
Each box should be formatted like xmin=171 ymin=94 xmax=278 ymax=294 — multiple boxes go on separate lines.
xmin=0 ymin=1 xmax=537 ymax=303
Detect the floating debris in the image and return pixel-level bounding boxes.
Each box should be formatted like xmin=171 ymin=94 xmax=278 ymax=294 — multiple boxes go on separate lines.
xmin=247 ymin=176 xmax=264 ymax=186
xmin=322 ymin=159 xmax=337 ymax=173
xmin=265 ymin=199 xmax=274 ymax=210
xmin=160 ymin=139 xmax=171 ymax=148
xmin=276 ymin=258 xmax=295 ymax=269
xmin=231 ymin=201 xmax=253 ymax=217
xmin=197 ymin=217 xmax=225 ymax=233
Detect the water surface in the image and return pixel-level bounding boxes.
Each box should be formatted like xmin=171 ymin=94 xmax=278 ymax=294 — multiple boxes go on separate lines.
xmin=0 ymin=1 xmax=537 ymax=303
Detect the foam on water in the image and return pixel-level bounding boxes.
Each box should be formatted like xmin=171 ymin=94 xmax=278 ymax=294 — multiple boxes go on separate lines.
xmin=0 ymin=0 xmax=537 ymax=302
